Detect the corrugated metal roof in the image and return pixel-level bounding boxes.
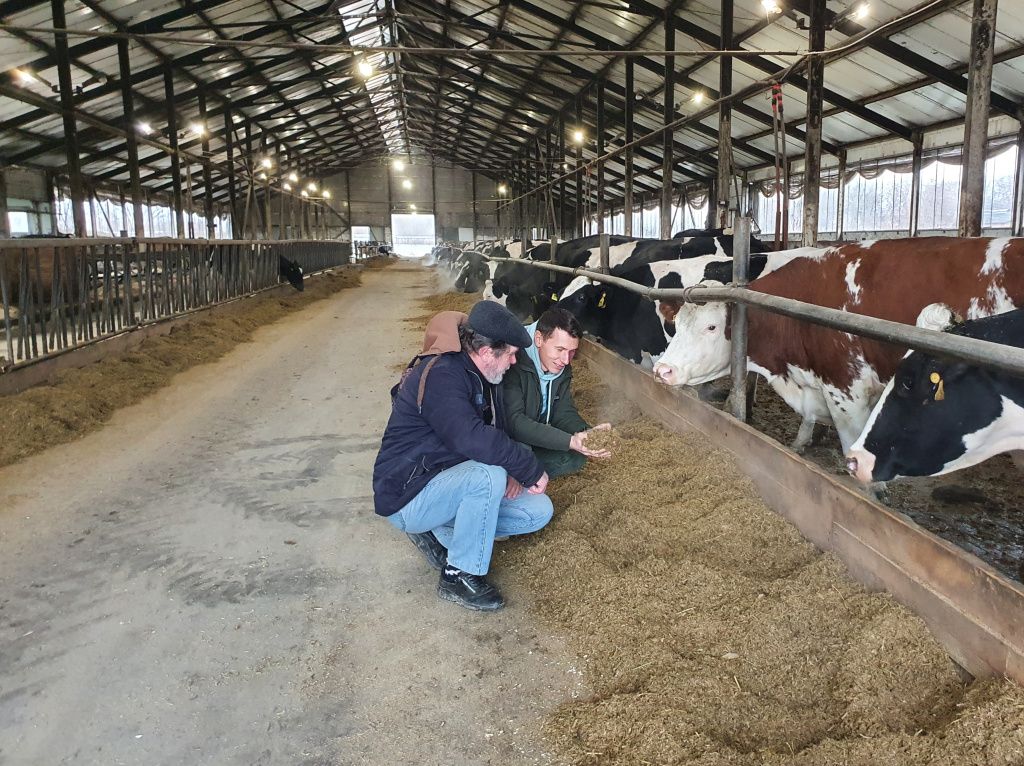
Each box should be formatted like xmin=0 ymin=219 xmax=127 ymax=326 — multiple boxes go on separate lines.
xmin=0 ymin=0 xmax=1022 ymax=204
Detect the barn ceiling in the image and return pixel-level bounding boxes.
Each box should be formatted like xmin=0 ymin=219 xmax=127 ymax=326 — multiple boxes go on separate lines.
xmin=0 ymin=0 xmax=1023 ymax=204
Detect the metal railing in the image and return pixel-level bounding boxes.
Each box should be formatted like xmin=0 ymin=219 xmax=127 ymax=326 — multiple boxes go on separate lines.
xmin=485 ymin=222 xmax=1024 ymax=420
xmin=0 ymin=237 xmax=351 ymax=371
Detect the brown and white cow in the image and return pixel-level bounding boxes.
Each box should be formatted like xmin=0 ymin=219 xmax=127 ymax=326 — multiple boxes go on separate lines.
xmin=652 ymin=237 xmax=1024 ymax=452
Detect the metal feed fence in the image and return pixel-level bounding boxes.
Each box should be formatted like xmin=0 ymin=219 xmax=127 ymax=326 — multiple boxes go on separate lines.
xmin=0 ymin=237 xmax=351 ymax=371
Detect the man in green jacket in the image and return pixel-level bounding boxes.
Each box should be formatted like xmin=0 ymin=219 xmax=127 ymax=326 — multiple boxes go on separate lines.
xmin=502 ymin=307 xmax=612 ymax=479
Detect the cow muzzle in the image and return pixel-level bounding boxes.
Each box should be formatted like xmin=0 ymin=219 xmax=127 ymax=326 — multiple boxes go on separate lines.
xmin=653 ymin=363 xmax=678 ymax=385
xmin=845 ymin=449 xmax=876 ymax=484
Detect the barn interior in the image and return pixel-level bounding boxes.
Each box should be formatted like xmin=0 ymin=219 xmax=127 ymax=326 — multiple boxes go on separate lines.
xmin=3 ymin=1 xmax=1024 ymax=764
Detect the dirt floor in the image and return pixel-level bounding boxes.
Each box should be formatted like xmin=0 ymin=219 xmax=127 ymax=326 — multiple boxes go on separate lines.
xmin=0 ymin=261 xmax=577 ymax=766
xmin=745 ymin=382 xmax=1024 ymax=582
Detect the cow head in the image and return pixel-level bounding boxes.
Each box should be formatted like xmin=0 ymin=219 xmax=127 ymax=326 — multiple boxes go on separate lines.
xmin=555 ymin=281 xmax=613 ymax=334
xmin=845 ymin=352 xmax=985 ymax=483
xmin=279 ymin=256 xmax=304 ymax=291
xmin=652 ymin=284 xmax=730 ymax=386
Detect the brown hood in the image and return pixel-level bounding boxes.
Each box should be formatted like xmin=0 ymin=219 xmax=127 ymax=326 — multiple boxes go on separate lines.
xmin=422 ymin=311 xmax=468 ymax=355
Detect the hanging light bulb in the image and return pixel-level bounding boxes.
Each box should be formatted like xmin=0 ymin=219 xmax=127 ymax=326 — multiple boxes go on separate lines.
xmin=307 ymin=182 xmax=318 ymax=192
xmin=288 ymin=171 xmax=298 ymax=183
xmin=393 ymin=159 xmax=405 ymax=171
xmin=189 ymin=122 xmax=206 ymax=137
xmin=572 ymin=129 xmax=585 ymax=144
xmin=261 ymin=156 xmax=273 ymax=169
xmin=323 ymin=190 xmax=331 ymax=199
xmin=402 ymin=179 xmax=412 ymax=190
xmin=301 ymin=190 xmax=309 ymax=198
xmin=497 ymin=183 xmax=507 ymax=195
xmin=137 ymin=121 xmax=153 ymax=135
xmin=283 ymin=182 xmax=292 ymax=191
xmin=357 ymin=58 xmax=373 ymax=77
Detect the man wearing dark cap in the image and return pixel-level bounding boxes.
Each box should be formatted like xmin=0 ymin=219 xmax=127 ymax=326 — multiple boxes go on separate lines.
xmin=372 ymin=301 xmax=552 ymax=611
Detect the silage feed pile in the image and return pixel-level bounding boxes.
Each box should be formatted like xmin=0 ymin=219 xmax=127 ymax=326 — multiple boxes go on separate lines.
xmin=496 ymin=357 xmax=1024 ymax=766
xmin=0 ymin=267 xmax=363 ymax=468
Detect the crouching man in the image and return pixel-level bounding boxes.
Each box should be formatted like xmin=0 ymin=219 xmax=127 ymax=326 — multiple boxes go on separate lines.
xmin=372 ymin=301 xmax=552 ymax=611
xmin=502 ymin=307 xmax=611 ymax=478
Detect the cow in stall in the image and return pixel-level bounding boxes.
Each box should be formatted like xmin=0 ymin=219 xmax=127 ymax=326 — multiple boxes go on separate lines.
xmin=554 ymin=255 xmax=769 ymax=363
xmin=278 ymin=256 xmax=304 ymax=291
xmin=652 ymin=237 xmax=1024 ymax=454
xmin=846 ymin=305 xmax=1024 ymax=483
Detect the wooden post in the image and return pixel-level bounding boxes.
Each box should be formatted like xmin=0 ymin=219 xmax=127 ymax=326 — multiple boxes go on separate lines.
xmin=958 ymin=0 xmax=998 ymax=237
xmin=558 ymin=116 xmax=567 ymax=239
xmin=836 ymin=149 xmax=848 ymax=241
xmin=117 ymin=39 xmax=146 ymax=238
xmin=730 ymin=216 xmax=751 ymax=422
xmin=718 ymin=0 xmax=735 ymax=230
xmin=223 ymin=105 xmax=238 ymax=237
xmin=1012 ymin=114 xmax=1024 ymax=236
xmin=52 ymin=0 xmax=87 ymax=236
xmin=575 ymin=98 xmax=583 ymax=238
xmin=471 ymin=171 xmax=479 ymax=240
xmin=624 ymin=59 xmax=635 ymax=237
xmin=801 ymin=0 xmax=826 ymax=246
xmin=661 ymin=8 xmax=675 ymax=240
xmin=198 ymin=91 xmax=214 ymax=239
xmin=0 ymin=167 xmax=9 ymax=237
xmin=909 ymin=132 xmax=925 ymax=237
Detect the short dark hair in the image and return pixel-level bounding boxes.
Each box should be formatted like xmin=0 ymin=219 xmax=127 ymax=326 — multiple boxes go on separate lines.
xmin=458 ymin=323 xmax=510 ymax=355
xmin=536 ymin=307 xmax=583 ymax=340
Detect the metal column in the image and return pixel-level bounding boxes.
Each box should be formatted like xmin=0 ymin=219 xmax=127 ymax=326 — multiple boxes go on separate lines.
xmin=718 ymin=0 xmax=735 ymax=230
xmin=624 ymin=59 xmax=635 ymax=237
xmin=51 ymin=0 xmax=87 ymax=236
xmin=163 ymin=66 xmax=185 ymax=238
xmin=117 ymin=38 xmax=146 ymax=238
xmin=0 ymin=168 xmax=9 ymax=237
xmin=198 ymin=91 xmax=214 ymax=238
xmin=801 ymin=0 xmax=826 ymax=246
xmin=730 ymin=216 xmax=751 ymax=422
xmin=958 ymin=0 xmax=999 ymax=237
xmin=596 ymin=82 xmax=606 ymax=237
xmin=223 ymin=104 xmax=238 ymax=237
xmin=909 ymin=132 xmax=925 ymax=237
xmin=661 ymin=8 xmax=675 ymax=240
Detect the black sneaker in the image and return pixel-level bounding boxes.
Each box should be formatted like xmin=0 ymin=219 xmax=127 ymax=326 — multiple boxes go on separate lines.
xmin=406 ymin=531 xmax=447 ymax=571
xmin=438 ymin=568 xmax=505 ymax=611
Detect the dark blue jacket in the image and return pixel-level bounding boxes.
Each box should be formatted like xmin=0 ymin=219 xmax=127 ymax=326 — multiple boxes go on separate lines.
xmin=372 ymin=351 xmax=546 ymax=517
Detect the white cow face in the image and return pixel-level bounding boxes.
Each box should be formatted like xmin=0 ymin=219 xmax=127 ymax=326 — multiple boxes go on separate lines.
xmin=652 ymin=297 xmax=731 ymax=386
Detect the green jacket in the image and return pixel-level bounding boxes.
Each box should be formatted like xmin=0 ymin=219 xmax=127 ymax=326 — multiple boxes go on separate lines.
xmin=502 ymin=350 xmax=590 ymax=452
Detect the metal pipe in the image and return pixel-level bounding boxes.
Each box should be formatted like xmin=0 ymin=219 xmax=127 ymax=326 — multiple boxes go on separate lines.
xmin=481 ymin=254 xmax=1024 ymax=379
xmin=730 ymin=216 xmax=751 ymax=421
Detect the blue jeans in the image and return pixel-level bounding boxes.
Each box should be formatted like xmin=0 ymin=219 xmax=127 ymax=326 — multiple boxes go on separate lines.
xmin=387 ymin=460 xmax=554 ymax=575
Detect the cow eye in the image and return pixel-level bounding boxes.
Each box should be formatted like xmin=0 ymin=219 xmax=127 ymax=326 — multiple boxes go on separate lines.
xmin=707 ymin=325 xmax=716 ymax=332
xmin=898 ymin=377 xmax=913 ymax=394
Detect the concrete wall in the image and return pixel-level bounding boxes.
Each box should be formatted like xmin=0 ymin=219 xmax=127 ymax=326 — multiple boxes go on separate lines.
xmin=325 ymin=161 xmax=500 ymax=244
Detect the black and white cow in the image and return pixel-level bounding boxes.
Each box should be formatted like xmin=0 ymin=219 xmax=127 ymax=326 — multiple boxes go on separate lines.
xmin=555 ymin=254 xmax=769 ymax=363
xmin=279 ymin=255 xmax=304 ymax=291
xmin=846 ymin=306 xmax=1024 ymax=483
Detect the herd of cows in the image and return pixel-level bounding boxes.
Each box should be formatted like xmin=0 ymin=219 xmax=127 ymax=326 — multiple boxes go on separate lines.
xmin=426 ymin=233 xmax=1024 ymax=489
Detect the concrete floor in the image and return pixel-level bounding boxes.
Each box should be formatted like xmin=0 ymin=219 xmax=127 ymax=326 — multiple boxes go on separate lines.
xmin=0 ymin=263 xmax=577 ymax=766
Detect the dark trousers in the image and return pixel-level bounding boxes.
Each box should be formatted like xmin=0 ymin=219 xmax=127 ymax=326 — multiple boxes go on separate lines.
xmin=532 ymin=446 xmax=587 ymax=479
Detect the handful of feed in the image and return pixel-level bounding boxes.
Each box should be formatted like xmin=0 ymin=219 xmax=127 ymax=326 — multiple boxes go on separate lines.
xmin=584 ymin=426 xmax=620 ymax=454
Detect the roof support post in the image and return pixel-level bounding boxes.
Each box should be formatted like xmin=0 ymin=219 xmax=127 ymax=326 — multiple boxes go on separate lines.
xmin=624 ymin=58 xmax=635 ymax=237
xmin=836 ymin=149 xmax=847 ymax=240
xmin=471 ymin=170 xmax=479 ymax=240
xmin=51 ymin=0 xmax=87 ymax=237
xmin=958 ymin=0 xmax=998 ymax=237
xmin=0 ymin=168 xmax=9 ymax=237
xmin=163 ymin=67 xmax=185 ymax=239
xmin=117 ymin=38 xmax=146 ymax=238
xmin=386 ymin=160 xmax=393 ymax=245
xmin=345 ymin=170 xmax=352 ymax=241
xmin=1013 ymin=114 xmax=1024 ymax=237
xmin=198 ymin=91 xmax=214 ymax=239
xmin=431 ymin=162 xmax=437 ymax=243
xmin=661 ymin=7 xmax=675 ymax=240
xmin=718 ymin=0 xmax=735 ymax=230
xmin=801 ymin=0 xmax=826 ymax=246
xmin=575 ymin=99 xmax=583 ymax=238
xmin=223 ymin=105 xmax=238 ymax=237
xmin=596 ymin=82 xmax=606 ymax=238
xmin=558 ymin=118 xmax=566 ymax=239
xmin=909 ymin=131 xmax=925 ymax=236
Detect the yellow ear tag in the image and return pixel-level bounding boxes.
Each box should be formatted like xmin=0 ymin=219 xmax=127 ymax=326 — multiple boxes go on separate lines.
xmin=598 ymin=291 xmax=607 ymax=309
xmin=929 ymin=372 xmax=945 ymax=401
xmin=551 ymin=293 xmax=558 ymax=301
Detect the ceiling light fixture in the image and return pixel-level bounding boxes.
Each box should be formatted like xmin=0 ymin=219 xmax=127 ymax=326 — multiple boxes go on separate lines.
xmin=572 ymin=129 xmax=585 ymax=144
xmin=357 ymin=58 xmax=373 ymax=78
xmin=402 ymin=179 xmax=412 ymax=190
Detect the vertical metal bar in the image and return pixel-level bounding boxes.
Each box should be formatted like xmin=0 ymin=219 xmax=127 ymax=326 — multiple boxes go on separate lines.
xmin=471 ymin=171 xmax=479 ymax=240
xmin=958 ymin=0 xmax=998 ymax=237
xmin=836 ymin=149 xmax=847 ymax=241
xmin=431 ymin=163 xmax=438 ymax=244
xmin=51 ymin=0 xmax=87 ymax=236
xmin=730 ymin=216 xmax=751 ymax=422
xmin=0 ymin=253 xmax=12 ymax=365
xmin=909 ymin=132 xmax=925 ymax=237
xmin=801 ymin=0 xmax=825 ymax=246
xmin=661 ymin=9 xmax=675 ymax=240
xmin=558 ymin=117 xmax=567 ymax=238
xmin=575 ymin=99 xmax=583 ymax=238
xmin=163 ymin=67 xmax=185 ymax=238
xmin=224 ymin=104 xmax=238 ymax=237
xmin=718 ymin=0 xmax=735 ymax=231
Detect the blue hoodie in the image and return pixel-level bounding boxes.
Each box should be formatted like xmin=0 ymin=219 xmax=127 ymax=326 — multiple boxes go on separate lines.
xmin=524 ymin=320 xmax=565 ymax=422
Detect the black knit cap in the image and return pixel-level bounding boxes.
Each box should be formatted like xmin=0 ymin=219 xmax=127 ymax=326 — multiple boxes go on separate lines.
xmin=467 ymin=300 xmax=533 ymax=349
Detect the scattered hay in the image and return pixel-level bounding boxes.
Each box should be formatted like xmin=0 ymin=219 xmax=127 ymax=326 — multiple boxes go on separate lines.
xmin=0 ymin=269 xmax=361 ymax=469
xmin=583 ymin=427 xmax=621 ymax=454
xmin=360 ymin=256 xmax=395 ymax=270
xmin=496 ymin=356 xmax=1024 ymax=766
xmin=405 ymin=279 xmax=480 ymax=326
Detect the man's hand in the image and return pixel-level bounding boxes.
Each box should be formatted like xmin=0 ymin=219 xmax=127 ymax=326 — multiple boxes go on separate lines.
xmin=569 ymin=425 xmax=613 ymax=458
xmin=527 ymin=472 xmax=549 ymax=495
xmin=504 ymin=475 xmax=523 ymax=500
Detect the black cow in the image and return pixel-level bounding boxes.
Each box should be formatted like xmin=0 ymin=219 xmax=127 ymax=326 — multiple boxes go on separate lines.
xmin=846 ymin=307 xmax=1024 ymax=483
xmin=279 ymin=255 xmax=304 ymax=291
